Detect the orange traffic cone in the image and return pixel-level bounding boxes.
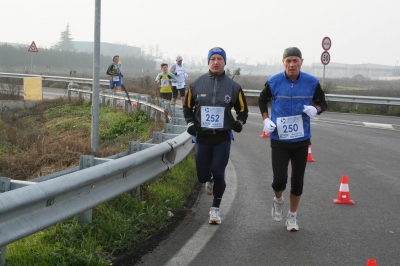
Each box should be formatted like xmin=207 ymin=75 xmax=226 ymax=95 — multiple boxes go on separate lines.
xmin=366 ymin=259 xmax=377 ymax=266
xmin=333 ymin=175 xmax=355 ymax=204
xmin=260 ymin=130 xmax=270 ymax=138
xmin=132 ymin=102 xmax=137 ymax=108
xmin=307 ymin=145 xmax=315 ymax=162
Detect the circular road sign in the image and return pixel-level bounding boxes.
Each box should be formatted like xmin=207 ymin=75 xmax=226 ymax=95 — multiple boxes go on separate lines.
xmin=322 ymin=36 xmax=332 ymax=51
xmin=321 ymin=51 xmax=330 ymax=65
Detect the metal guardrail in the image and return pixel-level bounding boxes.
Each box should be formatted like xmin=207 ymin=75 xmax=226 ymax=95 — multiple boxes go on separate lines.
xmin=243 ymin=89 xmax=400 ymax=106
xmin=0 ymin=79 xmax=193 ymax=265
xmin=0 ymin=72 xmax=109 ymax=87
xmin=2 ymin=72 xmax=400 ymax=106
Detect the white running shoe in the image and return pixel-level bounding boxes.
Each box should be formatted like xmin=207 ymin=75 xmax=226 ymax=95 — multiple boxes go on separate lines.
xmin=286 ymin=212 xmax=299 ymax=231
xmin=209 ymin=207 xmax=221 ymax=224
xmin=205 ymin=180 xmax=214 ymax=195
xmin=271 ymin=196 xmax=284 ymax=221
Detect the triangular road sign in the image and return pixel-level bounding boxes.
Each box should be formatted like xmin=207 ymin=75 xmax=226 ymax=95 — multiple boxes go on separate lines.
xmin=28 ymin=41 xmax=39 ymax=52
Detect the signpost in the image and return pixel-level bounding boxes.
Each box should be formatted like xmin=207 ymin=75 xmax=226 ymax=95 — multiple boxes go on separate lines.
xmin=321 ymin=37 xmax=331 ymax=86
xmin=28 ymin=41 xmax=39 ymax=74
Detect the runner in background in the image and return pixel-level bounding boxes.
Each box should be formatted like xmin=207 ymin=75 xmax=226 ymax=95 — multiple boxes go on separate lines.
xmin=170 ymin=56 xmax=188 ymax=104
xmin=155 ymin=63 xmax=177 ymax=101
xmin=106 ymin=55 xmax=123 ymax=90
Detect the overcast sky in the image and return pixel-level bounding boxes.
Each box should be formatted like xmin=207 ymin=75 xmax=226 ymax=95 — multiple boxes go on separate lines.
xmin=2 ymin=0 xmax=399 ymax=66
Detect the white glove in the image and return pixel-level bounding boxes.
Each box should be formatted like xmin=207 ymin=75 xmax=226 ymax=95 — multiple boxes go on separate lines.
xmin=184 ymin=73 xmax=188 ymax=78
xmin=303 ymin=105 xmax=318 ymax=117
xmin=263 ymin=118 xmax=276 ymax=134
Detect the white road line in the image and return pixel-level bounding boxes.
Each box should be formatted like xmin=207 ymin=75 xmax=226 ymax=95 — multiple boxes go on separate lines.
xmin=363 ymin=122 xmax=394 ymax=129
xmin=164 ymin=161 xmax=237 ymax=266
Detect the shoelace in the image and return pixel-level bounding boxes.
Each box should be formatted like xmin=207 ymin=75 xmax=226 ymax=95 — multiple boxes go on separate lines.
xmin=287 ymin=215 xmax=297 ymax=225
xmin=211 ymin=210 xmax=220 ymax=219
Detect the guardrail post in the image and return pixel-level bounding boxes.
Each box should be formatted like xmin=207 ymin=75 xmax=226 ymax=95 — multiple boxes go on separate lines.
xmin=67 ymin=89 xmax=72 ymax=102
xmin=77 ymin=155 xmax=95 ymax=224
xmin=128 ymin=141 xmax=141 ymax=199
xmin=0 ymin=177 xmax=10 ymax=265
xmin=146 ymin=105 xmax=152 ymax=118
xmin=124 ymin=100 xmax=129 ymax=112
xmin=0 ymin=246 xmax=6 ymax=266
xmin=0 ymin=177 xmax=11 ymax=194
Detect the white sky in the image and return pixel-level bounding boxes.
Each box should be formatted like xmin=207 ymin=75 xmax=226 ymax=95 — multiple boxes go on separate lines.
xmin=2 ymin=0 xmax=399 ymax=66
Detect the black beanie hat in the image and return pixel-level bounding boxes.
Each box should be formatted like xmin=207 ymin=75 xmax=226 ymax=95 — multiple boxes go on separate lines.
xmin=283 ymin=47 xmax=302 ymax=59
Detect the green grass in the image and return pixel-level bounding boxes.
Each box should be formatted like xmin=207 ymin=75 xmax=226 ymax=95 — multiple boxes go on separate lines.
xmin=1 ymin=99 xmax=197 ymax=265
xmin=6 ymin=155 xmax=196 ymax=265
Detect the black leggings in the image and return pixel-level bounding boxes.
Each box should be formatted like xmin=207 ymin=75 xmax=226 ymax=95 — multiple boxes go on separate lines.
xmin=160 ymin=92 xmax=172 ymax=101
xmin=172 ymin=86 xmax=185 ymax=98
xmin=195 ymin=141 xmax=231 ymax=208
xmin=271 ymin=145 xmax=308 ymax=196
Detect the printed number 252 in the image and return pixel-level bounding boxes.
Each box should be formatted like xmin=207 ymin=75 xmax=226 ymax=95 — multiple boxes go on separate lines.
xmin=206 ymin=114 xmax=219 ymax=122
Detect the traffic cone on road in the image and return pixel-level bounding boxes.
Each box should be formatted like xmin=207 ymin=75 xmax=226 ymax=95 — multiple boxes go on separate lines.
xmin=307 ymin=145 xmax=315 ymax=162
xmin=366 ymin=259 xmax=377 ymax=266
xmin=333 ymin=175 xmax=355 ymax=204
xmin=260 ymin=130 xmax=270 ymax=138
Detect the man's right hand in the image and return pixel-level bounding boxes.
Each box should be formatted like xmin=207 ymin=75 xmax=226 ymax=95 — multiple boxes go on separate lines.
xmin=187 ymin=122 xmax=196 ymax=136
xmin=263 ymin=118 xmax=276 ymax=134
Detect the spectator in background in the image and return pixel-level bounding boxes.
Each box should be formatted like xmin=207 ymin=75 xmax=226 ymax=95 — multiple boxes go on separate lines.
xmin=170 ymin=56 xmax=188 ymax=104
xmin=155 ymin=63 xmax=177 ymax=101
xmin=106 ymin=55 xmax=123 ymax=90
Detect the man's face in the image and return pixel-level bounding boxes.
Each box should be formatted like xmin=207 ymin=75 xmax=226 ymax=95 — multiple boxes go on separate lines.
xmin=283 ymin=56 xmax=303 ymax=80
xmin=208 ymin=55 xmax=225 ymax=75
xmin=177 ymin=60 xmax=182 ymax=66
xmin=161 ymin=65 xmax=168 ymax=72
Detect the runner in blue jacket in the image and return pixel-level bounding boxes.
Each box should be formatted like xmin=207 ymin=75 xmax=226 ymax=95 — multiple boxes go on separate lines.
xmin=258 ymin=47 xmax=327 ymax=231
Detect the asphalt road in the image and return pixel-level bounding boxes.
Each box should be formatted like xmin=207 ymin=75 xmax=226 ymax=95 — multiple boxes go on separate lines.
xmin=138 ymin=108 xmax=400 ymax=266
xmin=40 ymin=88 xmax=400 ymax=265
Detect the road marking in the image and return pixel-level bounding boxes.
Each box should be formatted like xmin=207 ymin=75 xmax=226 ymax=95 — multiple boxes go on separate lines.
xmin=165 ymin=161 xmax=237 ymax=265
xmin=363 ymin=122 xmax=394 ymax=129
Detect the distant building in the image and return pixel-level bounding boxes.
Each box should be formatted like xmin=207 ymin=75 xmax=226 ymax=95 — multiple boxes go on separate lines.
xmin=72 ymin=41 xmax=141 ymax=58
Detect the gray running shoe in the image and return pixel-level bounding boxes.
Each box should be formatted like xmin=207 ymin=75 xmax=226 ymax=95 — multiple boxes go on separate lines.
xmin=271 ymin=196 xmax=284 ymax=221
xmin=286 ymin=212 xmax=299 ymax=231
xmin=209 ymin=207 xmax=221 ymax=224
xmin=205 ymin=180 xmax=214 ymax=195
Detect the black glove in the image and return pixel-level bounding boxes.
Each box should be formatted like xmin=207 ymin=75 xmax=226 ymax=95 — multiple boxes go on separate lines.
xmin=120 ymin=73 xmax=123 ymax=77
xmin=187 ymin=122 xmax=196 ymax=136
xmin=232 ymin=120 xmax=243 ymax=133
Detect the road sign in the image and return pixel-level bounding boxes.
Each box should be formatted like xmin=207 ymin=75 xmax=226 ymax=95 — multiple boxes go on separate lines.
xmin=321 ymin=51 xmax=330 ymax=65
xmin=322 ymin=36 xmax=331 ymax=51
xmin=28 ymin=41 xmax=38 ymax=53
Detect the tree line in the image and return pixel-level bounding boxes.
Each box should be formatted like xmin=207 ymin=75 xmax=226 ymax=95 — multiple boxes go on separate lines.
xmin=0 ymin=44 xmax=155 ymax=73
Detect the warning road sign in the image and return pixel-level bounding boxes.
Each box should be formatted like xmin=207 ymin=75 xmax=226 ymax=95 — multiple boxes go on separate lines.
xmin=28 ymin=41 xmax=39 ymax=52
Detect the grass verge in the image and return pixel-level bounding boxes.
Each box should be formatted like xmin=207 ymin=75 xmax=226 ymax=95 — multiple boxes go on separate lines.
xmin=1 ymin=98 xmax=198 ymax=265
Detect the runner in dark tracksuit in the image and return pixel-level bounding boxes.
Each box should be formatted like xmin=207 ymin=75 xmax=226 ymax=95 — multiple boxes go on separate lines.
xmin=183 ymin=47 xmax=248 ymax=224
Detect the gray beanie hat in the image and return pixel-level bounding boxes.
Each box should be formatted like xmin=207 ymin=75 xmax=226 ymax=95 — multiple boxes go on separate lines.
xmin=283 ymin=47 xmax=302 ymax=59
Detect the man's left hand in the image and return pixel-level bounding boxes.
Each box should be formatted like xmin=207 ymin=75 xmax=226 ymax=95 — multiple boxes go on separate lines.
xmin=303 ymin=105 xmax=317 ymax=117
xmin=232 ymin=120 xmax=243 ymax=133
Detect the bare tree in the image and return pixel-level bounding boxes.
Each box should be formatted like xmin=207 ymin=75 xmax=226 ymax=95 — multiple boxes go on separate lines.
xmin=231 ymin=68 xmax=241 ymax=80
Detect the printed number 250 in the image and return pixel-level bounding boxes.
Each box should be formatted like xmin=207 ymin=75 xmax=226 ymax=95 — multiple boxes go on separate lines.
xmin=283 ymin=124 xmax=298 ymax=133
